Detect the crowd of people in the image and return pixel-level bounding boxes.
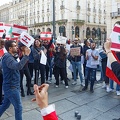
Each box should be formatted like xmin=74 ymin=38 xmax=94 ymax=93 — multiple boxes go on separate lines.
xmin=0 ymin=34 xmax=120 ymax=120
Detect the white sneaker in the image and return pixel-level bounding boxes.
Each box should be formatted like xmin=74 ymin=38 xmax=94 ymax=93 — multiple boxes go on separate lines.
xmin=72 ymin=81 xmax=77 ymax=85
xmin=116 ymin=91 xmax=120 ymax=96
xmin=65 ymin=86 xmax=68 ymax=89
xmin=55 ymin=85 xmax=59 ymax=88
xmin=106 ymin=88 xmax=113 ymax=92
xmin=46 ymin=81 xmax=52 ymax=84
xmin=81 ymin=82 xmax=85 ymax=86
xmin=102 ymin=84 xmax=106 ymax=89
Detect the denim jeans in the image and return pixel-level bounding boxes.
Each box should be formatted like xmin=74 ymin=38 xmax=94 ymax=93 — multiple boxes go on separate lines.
xmin=49 ymin=57 xmax=54 ymax=79
xmin=0 ymin=88 xmax=22 ymax=120
xmin=109 ymin=79 xmax=120 ymax=91
xmin=85 ymin=67 xmax=96 ymax=90
xmin=71 ymin=61 xmax=83 ymax=83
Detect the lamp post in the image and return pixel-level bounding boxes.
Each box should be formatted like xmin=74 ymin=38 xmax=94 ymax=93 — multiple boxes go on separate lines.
xmin=53 ymin=0 xmax=56 ymax=40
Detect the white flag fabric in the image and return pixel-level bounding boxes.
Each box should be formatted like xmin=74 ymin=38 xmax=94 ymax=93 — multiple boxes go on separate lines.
xmin=40 ymin=50 xmax=47 ymax=65
xmin=20 ymin=32 xmax=35 ymax=47
xmin=110 ymin=24 xmax=120 ymax=51
xmin=12 ymin=24 xmax=28 ymax=36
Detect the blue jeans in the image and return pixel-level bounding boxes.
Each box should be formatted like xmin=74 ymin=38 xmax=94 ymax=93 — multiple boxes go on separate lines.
xmin=49 ymin=57 xmax=54 ymax=78
xmin=71 ymin=61 xmax=83 ymax=83
xmin=85 ymin=67 xmax=96 ymax=90
xmin=0 ymin=88 xmax=22 ymax=120
xmin=109 ymin=79 xmax=120 ymax=91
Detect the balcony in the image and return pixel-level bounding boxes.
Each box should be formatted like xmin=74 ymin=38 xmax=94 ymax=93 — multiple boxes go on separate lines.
xmin=87 ymin=8 xmax=91 ymax=11
xmin=98 ymin=10 xmax=102 ymax=13
xmin=76 ymin=5 xmax=80 ymax=10
xmin=93 ymin=9 xmax=96 ymax=13
xmin=60 ymin=5 xmax=65 ymax=10
xmin=47 ymin=9 xmax=49 ymax=12
xmin=110 ymin=12 xmax=120 ymax=18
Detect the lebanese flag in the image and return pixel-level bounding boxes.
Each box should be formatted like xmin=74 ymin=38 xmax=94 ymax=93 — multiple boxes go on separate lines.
xmin=0 ymin=22 xmax=4 ymax=38
xmin=12 ymin=24 xmax=28 ymax=36
xmin=110 ymin=24 xmax=120 ymax=52
xmin=40 ymin=32 xmax=52 ymax=40
xmin=0 ymin=48 xmax=7 ymax=57
xmin=106 ymin=51 xmax=120 ymax=84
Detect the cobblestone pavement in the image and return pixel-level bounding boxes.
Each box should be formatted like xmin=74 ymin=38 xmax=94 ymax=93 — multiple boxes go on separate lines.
xmin=0 ymin=70 xmax=120 ymax=120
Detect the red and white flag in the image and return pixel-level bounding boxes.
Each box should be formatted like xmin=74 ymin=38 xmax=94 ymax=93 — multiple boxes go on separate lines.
xmin=0 ymin=22 xmax=4 ymax=38
xmin=106 ymin=51 xmax=120 ymax=84
xmin=110 ymin=24 xmax=120 ymax=52
xmin=12 ymin=24 xmax=28 ymax=36
xmin=40 ymin=32 xmax=52 ymax=40
xmin=0 ymin=48 xmax=7 ymax=57
xmin=20 ymin=32 xmax=35 ymax=47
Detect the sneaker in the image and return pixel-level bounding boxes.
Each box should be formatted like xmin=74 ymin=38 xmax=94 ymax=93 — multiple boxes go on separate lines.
xmin=72 ymin=81 xmax=77 ymax=85
xmin=116 ymin=91 xmax=120 ymax=96
xmin=46 ymin=80 xmax=52 ymax=84
xmin=55 ymin=85 xmax=59 ymax=88
xmin=90 ymin=89 xmax=94 ymax=93
xmin=81 ymin=82 xmax=85 ymax=86
xmin=106 ymin=88 xmax=113 ymax=92
xmin=102 ymin=84 xmax=106 ymax=89
xmin=65 ymin=86 xmax=68 ymax=89
xmin=82 ymin=87 xmax=87 ymax=91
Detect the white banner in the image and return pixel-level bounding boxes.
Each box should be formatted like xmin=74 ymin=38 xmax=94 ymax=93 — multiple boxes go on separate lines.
xmin=20 ymin=32 xmax=35 ymax=47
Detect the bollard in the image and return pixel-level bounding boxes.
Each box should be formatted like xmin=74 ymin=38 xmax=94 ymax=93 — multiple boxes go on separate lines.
xmin=75 ymin=111 xmax=79 ymax=117
xmin=77 ymin=113 xmax=81 ymax=120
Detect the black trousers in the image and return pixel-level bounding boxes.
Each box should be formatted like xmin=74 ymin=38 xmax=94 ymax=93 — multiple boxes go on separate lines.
xmin=0 ymin=73 xmax=3 ymax=103
xmin=28 ymin=63 xmax=34 ymax=79
xmin=34 ymin=63 xmax=45 ymax=85
xmin=101 ymin=61 xmax=109 ymax=84
xmin=45 ymin=63 xmax=49 ymax=81
xmin=54 ymin=66 xmax=68 ymax=86
xmin=20 ymin=66 xmax=32 ymax=92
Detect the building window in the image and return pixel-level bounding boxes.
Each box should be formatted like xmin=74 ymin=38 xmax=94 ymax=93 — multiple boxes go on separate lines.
xmin=99 ymin=19 xmax=101 ymax=24
xmin=62 ymin=1 xmax=64 ymax=5
xmin=77 ymin=1 xmax=79 ymax=5
xmin=47 ymin=16 xmax=49 ymax=22
xmin=104 ymin=18 xmax=106 ymax=24
xmin=42 ymin=17 xmax=44 ymax=22
xmin=77 ymin=14 xmax=79 ymax=19
xmin=118 ymin=8 xmax=120 ymax=14
xmin=88 ymin=15 xmax=90 ymax=22
xmin=93 ymin=17 xmax=96 ymax=23
xmin=61 ymin=13 xmax=64 ymax=19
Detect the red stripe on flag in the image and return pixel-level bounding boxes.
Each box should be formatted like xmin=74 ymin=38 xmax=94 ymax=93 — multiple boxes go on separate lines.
xmin=22 ymin=38 xmax=28 ymax=44
xmin=106 ymin=67 xmax=120 ymax=85
xmin=111 ymin=43 xmax=120 ymax=49
xmin=12 ymin=32 xmax=20 ymax=36
xmin=24 ymin=35 xmax=30 ymax=41
xmin=0 ymin=23 xmax=3 ymax=26
xmin=13 ymin=24 xmax=28 ymax=30
xmin=0 ymin=30 xmax=4 ymax=32
xmin=113 ymin=26 xmax=120 ymax=33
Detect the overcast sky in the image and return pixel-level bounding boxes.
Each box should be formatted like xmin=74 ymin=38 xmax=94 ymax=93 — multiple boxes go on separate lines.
xmin=0 ymin=0 xmax=12 ymax=6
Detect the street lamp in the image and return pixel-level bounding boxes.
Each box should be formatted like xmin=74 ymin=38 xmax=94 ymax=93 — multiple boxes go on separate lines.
xmin=53 ymin=0 xmax=56 ymax=40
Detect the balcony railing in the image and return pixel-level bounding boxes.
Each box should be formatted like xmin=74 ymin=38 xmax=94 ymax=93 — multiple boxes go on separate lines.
xmin=87 ymin=8 xmax=91 ymax=11
xmin=110 ymin=12 xmax=120 ymax=18
xmin=60 ymin=5 xmax=65 ymax=10
xmin=47 ymin=9 xmax=49 ymax=12
xmin=93 ymin=9 xmax=96 ymax=12
xmin=76 ymin=5 xmax=80 ymax=10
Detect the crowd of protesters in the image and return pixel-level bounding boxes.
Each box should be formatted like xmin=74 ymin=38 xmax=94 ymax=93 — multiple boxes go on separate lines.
xmin=0 ymin=34 xmax=120 ymax=119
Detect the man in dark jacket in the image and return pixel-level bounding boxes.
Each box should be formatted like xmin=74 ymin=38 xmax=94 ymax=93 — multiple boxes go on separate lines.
xmin=0 ymin=40 xmax=30 ymax=120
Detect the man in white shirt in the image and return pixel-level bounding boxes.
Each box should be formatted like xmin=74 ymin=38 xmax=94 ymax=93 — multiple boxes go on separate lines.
xmin=82 ymin=42 xmax=99 ymax=93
